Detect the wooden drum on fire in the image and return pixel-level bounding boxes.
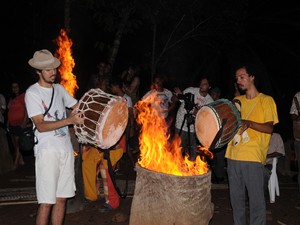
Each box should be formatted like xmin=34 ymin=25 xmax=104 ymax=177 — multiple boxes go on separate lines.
xmin=74 ymin=88 xmax=128 ymax=149
xmin=195 ymin=98 xmax=241 ymax=149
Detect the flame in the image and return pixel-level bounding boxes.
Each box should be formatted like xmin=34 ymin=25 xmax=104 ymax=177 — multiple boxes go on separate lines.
xmin=136 ymin=93 xmax=211 ymax=176
xmin=55 ymin=28 xmax=78 ymax=97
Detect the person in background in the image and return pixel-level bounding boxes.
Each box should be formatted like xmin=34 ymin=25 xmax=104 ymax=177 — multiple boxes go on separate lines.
xmin=7 ymin=81 xmax=28 ymax=169
xmin=264 ymin=132 xmax=285 ymax=190
xmin=87 ymin=61 xmax=110 ymax=90
xmin=143 ymin=75 xmax=176 ymax=122
xmin=225 ymin=63 xmax=278 ymax=225
xmin=210 ymin=86 xmax=221 ymax=101
xmin=25 ymin=49 xmax=84 ymax=225
xmin=290 ymin=91 xmax=300 ymax=210
xmin=174 ymin=76 xmax=213 ymax=161
xmin=110 ymin=77 xmax=136 ymax=169
xmin=121 ymin=65 xmax=141 ymax=154
xmin=0 ymin=92 xmax=14 ymax=174
xmin=121 ymin=65 xmax=141 ymax=106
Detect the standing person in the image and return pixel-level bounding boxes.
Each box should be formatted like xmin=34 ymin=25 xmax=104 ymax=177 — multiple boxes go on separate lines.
xmin=25 ymin=49 xmax=84 ymax=225
xmin=110 ymin=77 xmax=136 ymax=169
xmin=121 ymin=65 xmax=141 ymax=154
xmin=290 ymin=91 xmax=300 ymax=209
xmin=225 ymin=63 xmax=278 ymax=225
xmin=7 ymin=81 xmax=28 ymax=169
xmin=174 ymin=76 xmax=213 ymax=161
xmin=264 ymin=132 xmax=285 ymax=191
xmin=142 ymin=75 xmax=176 ymax=123
xmin=0 ymin=92 xmax=14 ymax=174
xmin=121 ymin=65 xmax=141 ymax=105
xmin=87 ymin=61 xmax=108 ymax=90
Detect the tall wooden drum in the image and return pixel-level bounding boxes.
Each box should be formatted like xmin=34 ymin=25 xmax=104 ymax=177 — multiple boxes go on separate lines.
xmin=74 ymin=88 xmax=128 ymax=149
xmin=195 ymin=98 xmax=241 ymax=149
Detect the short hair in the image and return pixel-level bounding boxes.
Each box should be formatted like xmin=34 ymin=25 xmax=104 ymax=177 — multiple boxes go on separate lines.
xmin=198 ymin=76 xmax=211 ymax=85
xmin=235 ymin=62 xmax=258 ymax=77
xmin=110 ymin=77 xmax=123 ymax=89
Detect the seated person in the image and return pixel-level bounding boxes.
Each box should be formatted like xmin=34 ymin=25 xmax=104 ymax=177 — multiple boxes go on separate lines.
xmin=264 ymin=132 xmax=285 ymax=189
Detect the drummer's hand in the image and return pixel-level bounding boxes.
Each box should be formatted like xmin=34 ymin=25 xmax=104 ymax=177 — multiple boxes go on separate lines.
xmin=239 ymin=120 xmax=252 ymax=134
xmin=69 ymin=112 xmax=85 ymax=125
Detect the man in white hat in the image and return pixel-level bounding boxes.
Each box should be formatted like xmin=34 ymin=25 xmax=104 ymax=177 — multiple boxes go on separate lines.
xmin=25 ymin=49 xmax=84 ymax=225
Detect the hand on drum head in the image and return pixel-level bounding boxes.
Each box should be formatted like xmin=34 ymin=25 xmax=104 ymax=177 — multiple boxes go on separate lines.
xmin=68 ymin=111 xmax=85 ymax=125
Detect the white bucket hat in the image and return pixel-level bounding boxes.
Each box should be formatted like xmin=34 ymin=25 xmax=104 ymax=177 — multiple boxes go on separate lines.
xmin=28 ymin=49 xmax=61 ymax=70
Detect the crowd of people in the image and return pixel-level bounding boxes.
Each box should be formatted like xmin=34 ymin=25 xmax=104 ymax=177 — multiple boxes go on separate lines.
xmin=1 ymin=49 xmax=300 ymax=225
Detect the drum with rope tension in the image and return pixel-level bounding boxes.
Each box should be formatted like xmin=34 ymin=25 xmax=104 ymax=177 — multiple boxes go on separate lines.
xmin=74 ymin=88 xmax=128 ymax=149
xmin=195 ymin=98 xmax=241 ymax=149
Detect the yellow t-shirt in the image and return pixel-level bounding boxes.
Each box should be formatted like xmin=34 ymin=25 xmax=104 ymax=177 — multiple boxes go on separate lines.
xmin=225 ymin=93 xmax=279 ymax=164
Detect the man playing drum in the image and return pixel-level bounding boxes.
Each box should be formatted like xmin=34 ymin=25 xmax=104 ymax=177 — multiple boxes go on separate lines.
xmin=225 ymin=63 xmax=278 ymax=225
xmin=25 ymin=49 xmax=84 ymax=225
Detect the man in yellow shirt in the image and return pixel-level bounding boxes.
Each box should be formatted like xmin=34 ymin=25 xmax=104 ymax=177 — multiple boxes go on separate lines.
xmin=226 ymin=63 xmax=278 ymax=225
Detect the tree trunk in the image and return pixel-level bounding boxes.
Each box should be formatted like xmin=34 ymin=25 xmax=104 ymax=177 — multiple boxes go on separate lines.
xmin=108 ymin=8 xmax=132 ymax=76
xmin=64 ymin=0 xmax=71 ymax=33
xmin=151 ymin=22 xmax=157 ymax=80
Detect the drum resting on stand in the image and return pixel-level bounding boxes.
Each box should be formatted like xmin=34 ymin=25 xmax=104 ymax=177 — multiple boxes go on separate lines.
xmin=74 ymin=88 xmax=128 ymax=149
xmin=195 ymin=98 xmax=241 ymax=150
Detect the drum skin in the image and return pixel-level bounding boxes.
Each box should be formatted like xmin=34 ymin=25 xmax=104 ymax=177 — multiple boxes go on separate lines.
xmin=74 ymin=88 xmax=128 ymax=149
xmin=195 ymin=99 xmax=241 ymax=149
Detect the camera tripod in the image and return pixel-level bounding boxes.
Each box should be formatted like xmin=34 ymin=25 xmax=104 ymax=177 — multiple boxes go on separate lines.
xmin=178 ymin=108 xmax=196 ymax=160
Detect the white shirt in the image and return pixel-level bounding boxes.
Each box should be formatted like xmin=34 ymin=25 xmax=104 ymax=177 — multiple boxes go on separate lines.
xmin=175 ymin=87 xmax=213 ymax=132
xmin=142 ymin=88 xmax=173 ymax=118
xmin=290 ymin=92 xmax=300 ymax=140
xmin=25 ymin=83 xmax=77 ymax=155
xmin=266 ymin=133 xmax=285 ymax=164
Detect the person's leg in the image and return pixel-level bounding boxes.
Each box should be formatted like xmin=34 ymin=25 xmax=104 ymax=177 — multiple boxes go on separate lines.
xmin=227 ymin=159 xmax=247 ymax=225
xmin=11 ymin=134 xmax=24 ymax=168
xmin=14 ymin=135 xmax=24 ymax=165
xmin=82 ymin=147 xmax=100 ymax=201
xmin=35 ymin=203 xmax=52 ymax=225
xmin=213 ymin=148 xmax=226 ymax=180
xmin=51 ymin=198 xmax=67 ymax=225
xmin=99 ymin=162 xmax=120 ymax=209
xmin=244 ymin=162 xmax=266 ymax=225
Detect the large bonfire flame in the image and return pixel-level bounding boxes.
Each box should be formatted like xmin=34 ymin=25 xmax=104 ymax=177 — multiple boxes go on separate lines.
xmin=136 ymin=94 xmax=212 ymax=176
xmin=55 ymin=28 xmax=78 ymax=97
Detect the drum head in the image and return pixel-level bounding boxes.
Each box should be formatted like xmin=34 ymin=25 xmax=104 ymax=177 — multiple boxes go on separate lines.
xmin=195 ymin=105 xmax=220 ymax=149
xmin=96 ymin=99 xmax=128 ymax=148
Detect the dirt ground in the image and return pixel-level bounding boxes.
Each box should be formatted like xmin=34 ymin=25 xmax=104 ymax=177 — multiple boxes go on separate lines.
xmin=1 ymin=153 xmax=300 ymax=225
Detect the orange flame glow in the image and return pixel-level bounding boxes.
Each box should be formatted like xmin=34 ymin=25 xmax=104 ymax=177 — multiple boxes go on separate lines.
xmin=136 ymin=94 xmax=211 ymax=176
xmin=55 ymin=28 xmax=78 ymax=97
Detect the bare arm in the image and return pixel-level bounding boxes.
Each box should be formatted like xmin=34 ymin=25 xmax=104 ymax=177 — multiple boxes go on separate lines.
xmin=32 ymin=103 xmax=84 ymax=132
xmin=239 ymin=120 xmax=274 ymax=134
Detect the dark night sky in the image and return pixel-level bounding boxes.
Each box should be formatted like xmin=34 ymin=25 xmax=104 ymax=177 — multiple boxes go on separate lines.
xmin=1 ymin=0 xmax=300 ymax=139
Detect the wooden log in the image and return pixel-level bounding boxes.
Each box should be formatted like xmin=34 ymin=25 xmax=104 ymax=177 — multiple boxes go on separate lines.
xmin=130 ymin=164 xmax=213 ymax=225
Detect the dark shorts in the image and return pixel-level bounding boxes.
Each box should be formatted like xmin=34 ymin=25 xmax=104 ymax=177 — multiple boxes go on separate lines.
xmin=8 ymin=125 xmax=23 ymax=136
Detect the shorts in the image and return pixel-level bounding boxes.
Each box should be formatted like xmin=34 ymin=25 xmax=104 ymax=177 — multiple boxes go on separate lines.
xmin=35 ymin=150 xmax=76 ymax=204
